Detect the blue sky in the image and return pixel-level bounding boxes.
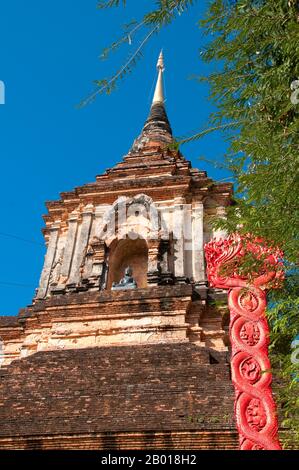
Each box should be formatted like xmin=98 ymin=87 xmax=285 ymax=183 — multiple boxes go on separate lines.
xmin=0 ymin=1 xmax=231 ymax=315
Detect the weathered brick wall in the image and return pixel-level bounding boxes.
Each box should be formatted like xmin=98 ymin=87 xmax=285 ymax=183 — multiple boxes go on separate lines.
xmin=0 ymin=431 xmax=239 ymax=450
xmin=0 ymin=343 xmax=237 ymax=449
xmin=0 ymin=286 xmax=198 ymax=364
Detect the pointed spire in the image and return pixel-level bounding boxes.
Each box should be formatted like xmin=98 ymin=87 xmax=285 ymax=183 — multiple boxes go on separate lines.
xmin=141 ymin=51 xmax=172 ymax=137
xmin=130 ymin=51 xmax=173 ymax=153
xmin=152 ymin=50 xmax=165 ymax=105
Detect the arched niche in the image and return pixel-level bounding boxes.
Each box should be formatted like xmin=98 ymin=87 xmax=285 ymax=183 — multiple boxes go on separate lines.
xmin=107 ymin=237 xmax=149 ymax=289
xmin=100 ymin=193 xmax=159 ymax=244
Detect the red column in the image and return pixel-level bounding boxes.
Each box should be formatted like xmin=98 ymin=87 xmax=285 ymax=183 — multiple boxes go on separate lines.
xmin=204 ymin=234 xmax=283 ymax=450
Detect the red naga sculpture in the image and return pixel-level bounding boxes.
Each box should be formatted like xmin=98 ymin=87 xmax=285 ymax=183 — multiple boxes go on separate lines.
xmin=204 ymin=234 xmax=284 ymax=450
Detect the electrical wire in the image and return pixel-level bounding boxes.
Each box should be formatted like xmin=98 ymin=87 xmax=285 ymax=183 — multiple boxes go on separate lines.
xmin=0 ymin=281 xmax=36 ymax=288
xmin=0 ymin=231 xmax=44 ymax=247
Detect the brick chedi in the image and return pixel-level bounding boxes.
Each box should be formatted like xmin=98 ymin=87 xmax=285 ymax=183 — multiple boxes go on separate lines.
xmin=0 ymin=52 xmax=236 ymax=450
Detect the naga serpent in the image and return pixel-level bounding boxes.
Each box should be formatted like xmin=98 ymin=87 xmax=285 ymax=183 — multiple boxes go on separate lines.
xmin=204 ymin=234 xmax=284 ymax=450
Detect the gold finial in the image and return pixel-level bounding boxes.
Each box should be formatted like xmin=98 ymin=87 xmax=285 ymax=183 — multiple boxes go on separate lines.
xmin=152 ymin=50 xmax=165 ymax=104
xmin=157 ymin=50 xmax=165 ymax=72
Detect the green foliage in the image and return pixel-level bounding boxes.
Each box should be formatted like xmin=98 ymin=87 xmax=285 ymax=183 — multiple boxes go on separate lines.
xmin=144 ymin=0 xmax=197 ymax=25
xmin=268 ymin=270 xmax=299 ymax=446
xmin=100 ymin=20 xmax=139 ymax=61
xmin=201 ymin=0 xmax=299 ymax=264
xmin=97 ymin=0 xmax=127 ymax=9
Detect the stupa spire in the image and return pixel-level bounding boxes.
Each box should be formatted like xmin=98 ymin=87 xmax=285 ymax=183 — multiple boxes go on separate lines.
xmin=152 ymin=50 xmax=165 ymax=105
xmin=141 ymin=51 xmax=172 ymax=138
